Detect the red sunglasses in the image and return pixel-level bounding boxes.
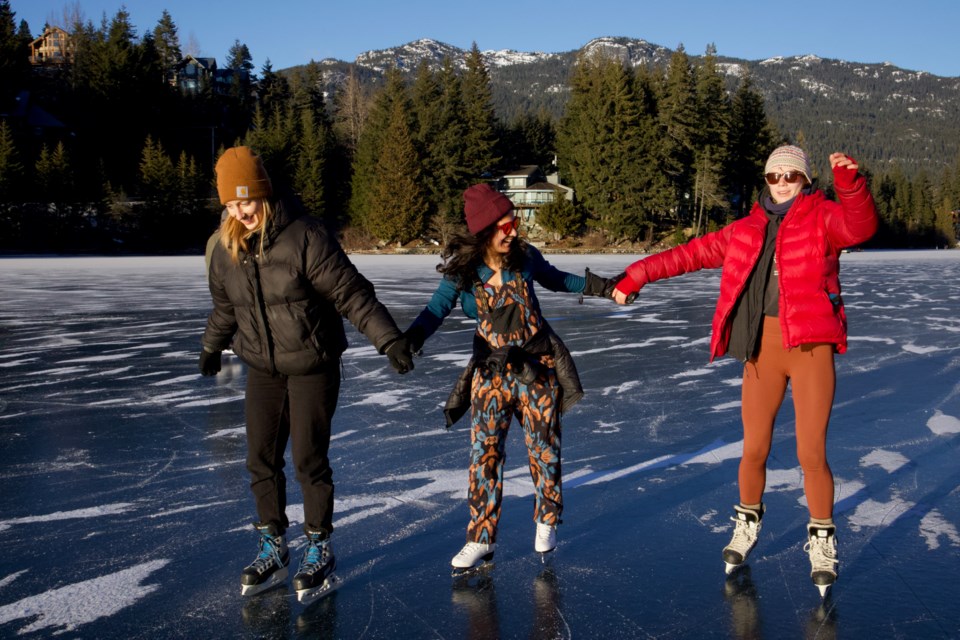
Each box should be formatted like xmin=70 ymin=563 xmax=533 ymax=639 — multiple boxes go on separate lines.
xmin=496 ymin=217 xmax=520 ymax=235
xmin=764 ymin=171 xmax=805 ymax=185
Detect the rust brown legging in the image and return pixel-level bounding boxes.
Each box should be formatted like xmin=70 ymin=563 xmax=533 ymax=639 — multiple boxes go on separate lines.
xmin=740 ymin=316 xmax=836 ymax=520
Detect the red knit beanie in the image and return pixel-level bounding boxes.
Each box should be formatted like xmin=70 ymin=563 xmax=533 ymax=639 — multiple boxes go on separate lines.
xmin=463 ymin=183 xmax=513 ymax=235
xmin=215 ymin=146 xmax=273 ymax=205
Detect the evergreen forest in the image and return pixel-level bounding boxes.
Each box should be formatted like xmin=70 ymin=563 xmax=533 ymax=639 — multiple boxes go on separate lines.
xmin=1 ymin=3 xmax=957 ymax=254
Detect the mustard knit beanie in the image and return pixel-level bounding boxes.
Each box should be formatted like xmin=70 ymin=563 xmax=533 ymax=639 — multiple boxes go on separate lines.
xmin=215 ymin=146 xmax=273 ymax=204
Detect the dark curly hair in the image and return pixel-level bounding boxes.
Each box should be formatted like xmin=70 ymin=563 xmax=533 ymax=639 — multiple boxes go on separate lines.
xmin=437 ymin=227 xmax=529 ymax=291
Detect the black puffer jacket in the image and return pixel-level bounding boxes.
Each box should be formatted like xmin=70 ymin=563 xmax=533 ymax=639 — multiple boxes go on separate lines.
xmin=202 ymin=201 xmax=401 ymax=375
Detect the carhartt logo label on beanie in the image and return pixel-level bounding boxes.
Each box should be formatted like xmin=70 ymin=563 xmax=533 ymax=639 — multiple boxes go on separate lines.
xmin=463 ymin=183 xmax=513 ymax=235
xmin=216 ymin=146 xmax=273 ymax=205
xmin=765 ymin=145 xmax=811 ymax=183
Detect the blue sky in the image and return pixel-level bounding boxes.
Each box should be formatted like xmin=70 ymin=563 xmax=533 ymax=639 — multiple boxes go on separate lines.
xmin=14 ymin=0 xmax=960 ymax=77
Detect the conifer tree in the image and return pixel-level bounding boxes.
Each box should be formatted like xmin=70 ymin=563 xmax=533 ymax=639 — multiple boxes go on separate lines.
xmin=726 ymin=72 xmax=777 ymax=217
xmin=366 ymin=98 xmax=427 ymax=244
xmin=259 ymin=59 xmax=291 ymax=118
xmin=692 ymin=44 xmax=731 ymax=234
xmin=349 ymin=68 xmax=408 ymax=228
xmin=0 ymin=119 xmax=22 ymax=203
xmin=0 ymin=0 xmax=29 ymax=103
xmin=461 ymin=43 xmax=500 ymax=177
xmin=659 ymin=45 xmax=699 ymax=225
xmin=35 ymin=142 xmax=74 ymax=205
xmin=558 ymin=53 xmax=666 ymax=240
xmin=152 ymin=10 xmax=181 ymax=81
xmin=294 ymin=108 xmax=330 ymax=216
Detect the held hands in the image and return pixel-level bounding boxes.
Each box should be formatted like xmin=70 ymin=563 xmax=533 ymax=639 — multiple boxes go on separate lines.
xmin=830 ymin=152 xmax=859 ymax=190
xmin=582 ymin=269 xmax=631 ymax=303
xmin=199 ymin=348 xmax=222 ymax=376
xmin=384 ymin=336 xmax=415 ymax=374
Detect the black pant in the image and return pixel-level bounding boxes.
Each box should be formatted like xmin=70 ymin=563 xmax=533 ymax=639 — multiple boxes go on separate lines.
xmin=245 ymin=363 xmax=341 ymax=535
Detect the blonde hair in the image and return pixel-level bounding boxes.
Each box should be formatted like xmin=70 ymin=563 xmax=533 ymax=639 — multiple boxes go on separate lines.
xmin=219 ymin=199 xmax=274 ymax=263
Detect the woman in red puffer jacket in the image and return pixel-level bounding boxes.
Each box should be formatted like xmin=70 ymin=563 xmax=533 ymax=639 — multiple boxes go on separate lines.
xmin=614 ymin=146 xmax=877 ymax=597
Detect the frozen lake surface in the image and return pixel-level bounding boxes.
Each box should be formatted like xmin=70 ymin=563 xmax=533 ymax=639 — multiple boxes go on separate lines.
xmin=1 ymin=251 xmax=959 ymax=639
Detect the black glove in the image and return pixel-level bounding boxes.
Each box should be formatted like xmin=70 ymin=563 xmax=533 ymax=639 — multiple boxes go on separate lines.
xmin=199 ymin=348 xmax=222 ymax=376
xmin=384 ymin=337 xmax=415 ymax=374
xmin=403 ymin=325 xmax=426 ymax=355
xmin=582 ymin=268 xmax=624 ymax=300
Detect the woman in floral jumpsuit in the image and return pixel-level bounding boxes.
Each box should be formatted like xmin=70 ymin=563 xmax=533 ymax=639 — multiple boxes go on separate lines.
xmin=405 ymin=183 xmax=620 ymax=572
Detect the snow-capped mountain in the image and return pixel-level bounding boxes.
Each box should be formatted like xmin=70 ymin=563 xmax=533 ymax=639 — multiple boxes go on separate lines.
xmin=310 ymin=36 xmax=960 ymax=172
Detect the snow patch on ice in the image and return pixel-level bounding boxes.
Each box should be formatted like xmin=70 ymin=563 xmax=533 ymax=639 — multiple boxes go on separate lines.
xmin=0 ymin=569 xmax=28 ymax=589
xmin=848 ymin=496 xmax=915 ymax=531
xmin=599 ymin=380 xmax=641 ymax=396
xmin=0 ymin=503 xmax=136 ymax=533
xmin=571 ymin=337 xmax=686 ymax=356
xmin=848 ymin=336 xmax=897 ymax=345
xmin=0 ymin=559 xmax=169 ymax=635
xmin=918 ymin=510 xmax=960 ymax=550
xmin=347 ymin=389 xmax=411 ymax=408
xmin=175 ymin=394 xmax=245 ymax=408
xmin=204 ymin=426 xmax=245 ymax=439
xmin=710 ymin=400 xmax=741 ymax=412
xmin=670 ymin=367 xmax=713 ymax=379
xmin=766 ymin=468 xmax=802 ymax=492
xmin=150 ymin=374 xmax=201 ymax=386
xmin=902 ymin=343 xmax=942 ymax=354
xmin=926 ymin=410 xmax=960 ymax=435
xmin=861 ymin=449 xmax=910 ymax=473
xmin=148 ymin=500 xmax=240 ymax=519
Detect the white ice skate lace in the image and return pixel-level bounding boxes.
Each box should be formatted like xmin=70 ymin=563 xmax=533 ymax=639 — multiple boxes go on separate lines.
xmin=455 ymin=542 xmax=489 ymax=560
xmin=726 ymin=516 xmax=760 ymax=555
xmin=804 ymin=533 xmax=838 ymax=573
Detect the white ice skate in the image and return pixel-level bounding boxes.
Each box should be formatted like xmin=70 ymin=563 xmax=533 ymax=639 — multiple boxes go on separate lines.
xmin=722 ymin=504 xmax=764 ymax=575
xmin=451 ymin=542 xmax=495 ymax=576
xmin=804 ymin=524 xmax=838 ymax=598
xmin=534 ymin=522 xmax=557 ymax=556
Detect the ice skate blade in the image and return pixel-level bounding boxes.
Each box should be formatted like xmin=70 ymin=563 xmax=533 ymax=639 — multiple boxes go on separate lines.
xmin=816 ymin=583 xmax=831 ymax=598
xmin=724 ymin=562 xmax=742 ymax=575
xmin=451 ymin=560 xmax=494 ymax=578
xmin=240 ymin=566 xmax=289 ymax=597
xmin=296 ymin=575 xmax=339 ymax=604
xmin=538 ymin=548 xmax=556 ymax=563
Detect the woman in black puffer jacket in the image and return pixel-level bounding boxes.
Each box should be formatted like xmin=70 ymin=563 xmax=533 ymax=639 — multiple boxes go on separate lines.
xmin=199 ymin=146 xmax=413 ymax=602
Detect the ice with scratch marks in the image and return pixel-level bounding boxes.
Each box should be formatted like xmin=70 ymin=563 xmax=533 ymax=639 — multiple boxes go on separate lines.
xmin=0 ymin=560 xmax=169 ymax=635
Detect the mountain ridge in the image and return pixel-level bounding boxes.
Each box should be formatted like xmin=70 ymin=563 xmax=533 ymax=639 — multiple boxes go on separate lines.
xmin=304 ymin=36 xmax=960 ymax=174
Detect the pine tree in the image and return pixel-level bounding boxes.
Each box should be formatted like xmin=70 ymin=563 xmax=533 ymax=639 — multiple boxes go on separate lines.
xmin=659 ymin=45 xmax=699 ymax=225
xmin=294 ymin=108 xmax=330 ymax=216
xmin=692 ymin=44 xmax=731 ymax=235
xmin=461 ymin=43 xmax=500 ymax=177
xmin=0 ymin=119 xmax=22 ymax=203
xmin=557 ymin=53 xmax=667 ymax=241
xmin=536 ymin=195 xmax=582 ymax=240
xmin=349 ymin=68 xmax=408 ymax=228
xmin=726 ymin=72 xmax=778 ymax=218
xmin=35 ymin=142 xmax=74 ymax=205
xmin=366 ymin=97 xmax=427 ymax=245
xmin=0 ymin=0 xmax=30 ymax=103
xmin=152 ymin=10 xmax=181 ymax=81
xmin=259 ymin=59 xmax=291 ymax=118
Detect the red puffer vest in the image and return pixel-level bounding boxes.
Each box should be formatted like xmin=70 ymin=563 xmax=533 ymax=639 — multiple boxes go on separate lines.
xmin=623 ymin=173 xmax=877 ymax=360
